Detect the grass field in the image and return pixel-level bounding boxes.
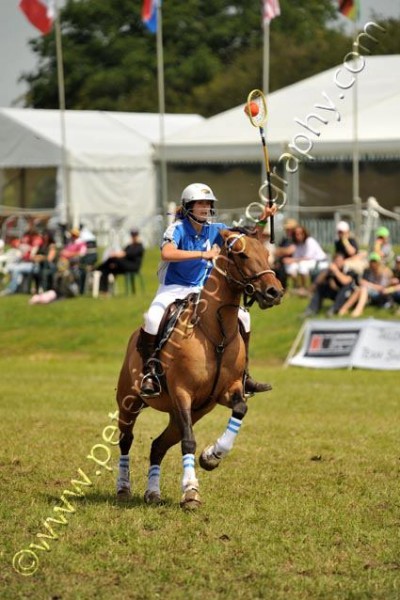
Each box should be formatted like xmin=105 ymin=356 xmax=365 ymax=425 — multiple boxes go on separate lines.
xmin=1 ymin=249 xmax=399 ymax=599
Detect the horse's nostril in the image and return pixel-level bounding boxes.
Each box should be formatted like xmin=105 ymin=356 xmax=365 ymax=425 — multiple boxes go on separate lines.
xmin=266 ymin=286 xmax=279 ymax=298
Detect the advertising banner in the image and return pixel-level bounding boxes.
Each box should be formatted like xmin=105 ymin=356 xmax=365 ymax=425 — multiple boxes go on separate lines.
xmin=287 ymin=318 xmax=400 ymax=370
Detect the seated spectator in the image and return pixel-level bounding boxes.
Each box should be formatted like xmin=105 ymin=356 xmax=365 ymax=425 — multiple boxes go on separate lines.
xmin=373 ymin=226 xmax=393 ymax=265
xmin=33 ymin=230 xmax=58 ymax=291
xmin=97 ymin=229 xmax=144 ymax=293
xmin=381 ymin=255 xmax=400 ymax=312
xmin=77 ymin=224 xmax=98 ymax=294
xmin=60 ymin=227 xmax=87 ymax=262
xmin=338 ymin=252 xmax=393 ymax=317
xmin=284 ymin=225 xmax=328 ymax=294
xmin=272 ymin=218 xmax=297 ymax=289
xmin=0 ymin=228 xmax=43 ymax=296
xmin=303 ymin=253 xmax=359 ymax=317
xmin=334 ymin=220 xmax=367 ymax=274
xmin=29 ymin=258 xmax=80 ymax=305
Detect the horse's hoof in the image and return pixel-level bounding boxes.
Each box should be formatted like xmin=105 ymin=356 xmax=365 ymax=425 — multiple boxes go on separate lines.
xmin=180 ymin=489 xmax=202 ymax=510
xmin=199 ymin=446 xmax=221 ymax=471
xmin=116 ymin=488 xmax=131 ymax=502
xmin=144 ymin=489 xmax=162 ymax=505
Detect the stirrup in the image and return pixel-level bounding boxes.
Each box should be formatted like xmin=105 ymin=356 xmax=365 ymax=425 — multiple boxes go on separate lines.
xmin=140 ymin=372 xmax=161 ymax=397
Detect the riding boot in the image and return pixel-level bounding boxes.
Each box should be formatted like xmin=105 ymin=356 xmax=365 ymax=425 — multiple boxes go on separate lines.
xmin=241 ymin=330 xmax=272 ymax=394
xmin=136 ymin=328 xmax=161 ymax=397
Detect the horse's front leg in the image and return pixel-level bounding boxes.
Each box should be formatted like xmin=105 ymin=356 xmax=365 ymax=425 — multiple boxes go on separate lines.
xmin=176 ymin=406 xmax=201 ymax=510
xmin=200 ymin=390 xmax=247 ymax=471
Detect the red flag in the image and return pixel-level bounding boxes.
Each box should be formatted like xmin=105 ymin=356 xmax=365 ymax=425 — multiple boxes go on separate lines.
xmin=19 ymin=0 xmax=55 ymax=35
xmin=263 ymin=0 xmax=281 ymax=25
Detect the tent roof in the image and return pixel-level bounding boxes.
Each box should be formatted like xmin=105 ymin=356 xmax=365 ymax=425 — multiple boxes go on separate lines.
xmin=0 ymin=109 xmax=204 ymax=169
xmin=161 ymin=55 xmax=400 ymax=163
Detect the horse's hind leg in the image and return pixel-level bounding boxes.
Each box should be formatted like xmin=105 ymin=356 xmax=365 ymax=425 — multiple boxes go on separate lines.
xmin=200 ymin=391 xmax=247 ymax=471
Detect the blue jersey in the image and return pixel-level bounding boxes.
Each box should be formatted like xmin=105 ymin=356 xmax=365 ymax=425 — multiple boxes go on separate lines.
xmin=158 ymin=218 xmax=227 ymax=286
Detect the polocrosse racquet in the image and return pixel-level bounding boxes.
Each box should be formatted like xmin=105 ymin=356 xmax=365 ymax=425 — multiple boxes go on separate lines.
xmin=245 ymin=88 xmax=275 ymax=243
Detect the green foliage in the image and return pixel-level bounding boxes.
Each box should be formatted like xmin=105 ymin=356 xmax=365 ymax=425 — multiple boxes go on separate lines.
xmin=0 ymin=248 xmax=399 ymax=597
xmin=21 ymin=0 xmax=359 ymax=116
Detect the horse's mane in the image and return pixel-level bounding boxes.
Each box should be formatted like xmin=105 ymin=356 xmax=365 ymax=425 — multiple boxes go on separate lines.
xmin=228 ymin=225 xmax=257 ymax=236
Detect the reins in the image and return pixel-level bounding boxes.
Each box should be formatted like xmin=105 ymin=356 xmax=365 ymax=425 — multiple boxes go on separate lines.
xmin=214 ymin=233 xmax=276 ymax=307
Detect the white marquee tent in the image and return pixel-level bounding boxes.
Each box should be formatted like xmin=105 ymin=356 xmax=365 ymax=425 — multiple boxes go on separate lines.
xmin=0 ymin=109 xmax=204 ymax=226
xmin=160 ymin=55 xmax=400 ymax=164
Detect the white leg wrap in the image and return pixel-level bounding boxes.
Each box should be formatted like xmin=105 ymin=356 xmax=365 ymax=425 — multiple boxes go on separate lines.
xmin=117 ymin=455 xmax=131 ymax=492
xmin=213 ymin=416 xmax=242 ymax=457
xmin=182 ymin=453 xmax=198 ymax=492
xmin=146 ymin=464 xmax=161 ymax=494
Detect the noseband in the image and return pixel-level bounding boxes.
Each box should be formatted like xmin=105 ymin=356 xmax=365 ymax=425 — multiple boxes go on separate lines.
xmin=214 ymin=234 xmax=275 ymax=307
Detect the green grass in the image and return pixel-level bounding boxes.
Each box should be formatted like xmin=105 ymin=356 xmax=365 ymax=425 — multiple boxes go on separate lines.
xmin=0 ymin=249 xmax=399 ymax=599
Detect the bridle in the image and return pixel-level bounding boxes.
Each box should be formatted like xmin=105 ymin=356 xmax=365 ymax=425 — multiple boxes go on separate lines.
xmin=214 ymin=233 xmax=276 ymax=307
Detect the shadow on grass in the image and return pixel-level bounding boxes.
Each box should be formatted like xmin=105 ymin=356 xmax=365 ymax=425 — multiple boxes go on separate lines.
xmin=43 ymin=491 xmax=176 ymax=509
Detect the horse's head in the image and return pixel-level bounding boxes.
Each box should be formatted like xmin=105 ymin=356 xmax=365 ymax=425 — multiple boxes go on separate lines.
xmin=217 ymin=228 xmax=284 ymax=309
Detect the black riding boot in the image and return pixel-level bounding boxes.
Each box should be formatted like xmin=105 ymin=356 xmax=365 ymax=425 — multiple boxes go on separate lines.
xmin=137 ymin=328 xmax=161 ymax=397
xmin=241 ymin=330 xmax=272 ymax=394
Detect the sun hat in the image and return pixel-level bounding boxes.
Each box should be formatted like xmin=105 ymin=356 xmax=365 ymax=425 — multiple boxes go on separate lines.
xmin=336 ymin=220 xmax=350 ymax=232
xmin=376 ymin=226 xmax=390 ymax=238
xmin=283 ymin=218 xmax=298 ymax=230
xmin=369 ymin=252 xmax=381 ymax=262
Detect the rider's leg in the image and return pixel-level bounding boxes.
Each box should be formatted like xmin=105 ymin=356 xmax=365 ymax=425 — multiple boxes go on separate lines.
xmin=138 ymin=285 xmax=195 ymax=396
xmin=137 ymin=327 xmax=160 ymax=396
xmin=238 ymin=308 xmax=272 ymax=394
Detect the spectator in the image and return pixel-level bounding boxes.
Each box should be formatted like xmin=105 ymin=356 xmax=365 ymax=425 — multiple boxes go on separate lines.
xmin=29 ymin=258 xmax=80 ymax=305
xmin=382 ymin=255 xmax=400 ymax=313
xmin=33 ymin=230 xmax=58 ymax=291
xmin=60 ymin=228 xmax=87 ymax=262
xmin=97 ymin=229 xmax=145 ymax=293
xmin=273 ymin=218 xmax=297 ymax=289
xmin=284 ymin=225 xmax=328 ymax=295
xmin=303 ymin=253 xmax=359 ymax=317
xmin=334 ymin=220 xmax=367 ymax=274
xmin=77 ymin=224 xmax=98 ymax=294
xmin=0 ymin=228 xmax=43 ymax=296
xmin=339 ymin=252 xmax=393 ymax=317
xmin=373 ymin=226 xmax=393 ymax=265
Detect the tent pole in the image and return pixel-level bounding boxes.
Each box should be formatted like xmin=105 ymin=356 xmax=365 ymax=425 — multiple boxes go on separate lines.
xmin=54 ymin=0 xmax=73 ymax=229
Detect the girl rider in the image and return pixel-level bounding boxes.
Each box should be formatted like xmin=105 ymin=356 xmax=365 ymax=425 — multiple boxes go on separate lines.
xmin=137 ymin=183 xmax=277 ymax=397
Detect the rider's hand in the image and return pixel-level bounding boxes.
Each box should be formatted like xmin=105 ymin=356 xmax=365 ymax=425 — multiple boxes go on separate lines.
xmin=260 ymin=204 xmax=277 ymax=221
xmin=202 ymin=245 xmax=220 ymax=260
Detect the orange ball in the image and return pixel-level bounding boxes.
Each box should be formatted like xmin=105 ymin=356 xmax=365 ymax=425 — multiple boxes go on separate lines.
xmin=244 ymin=101 xmax=259 ymax=117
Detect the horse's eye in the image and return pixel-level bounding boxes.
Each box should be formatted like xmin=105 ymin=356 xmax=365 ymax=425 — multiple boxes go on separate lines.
xmin=238 ymin=252 xmax=248 ymax=259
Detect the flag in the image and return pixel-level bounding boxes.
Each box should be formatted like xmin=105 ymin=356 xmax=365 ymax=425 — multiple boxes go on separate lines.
xmin=338 ymin=0 xmax=359 ymax=20
xmin=19 ymin=0 xmax=55 ymax=34
xmin=142 ymin=0 xmax=160 ymax=34
xmin=263 ymin=0 xmax=281 ymax=25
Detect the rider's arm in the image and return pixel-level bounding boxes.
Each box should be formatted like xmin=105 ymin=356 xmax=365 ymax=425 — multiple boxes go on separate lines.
xmin=161 ymin=242 xmax=219 ymax=262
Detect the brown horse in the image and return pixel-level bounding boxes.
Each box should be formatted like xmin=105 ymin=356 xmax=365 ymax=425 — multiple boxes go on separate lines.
xmin=116 ymin=227 xmax=283 ymax=508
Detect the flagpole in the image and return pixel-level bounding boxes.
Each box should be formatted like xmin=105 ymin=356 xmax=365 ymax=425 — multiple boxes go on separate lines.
xmin=54 ymin=0 xmax=73 ymax=228
xmin=261 ymin=21 xmax=270 ymax=187
xmin=156 ymin=0 xmax=168 ymax=225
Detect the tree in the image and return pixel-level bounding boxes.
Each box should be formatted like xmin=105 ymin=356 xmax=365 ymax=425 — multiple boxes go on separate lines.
xmin=21 ymin=0 xmax=352 ymax=116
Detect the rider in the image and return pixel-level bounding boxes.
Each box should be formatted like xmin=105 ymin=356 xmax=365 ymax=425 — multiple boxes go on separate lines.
xmin=137 ymin=183 xmax=277 ymax=397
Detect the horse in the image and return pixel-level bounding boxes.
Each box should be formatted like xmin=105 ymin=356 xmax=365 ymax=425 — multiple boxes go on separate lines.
xmin=115 ymin=227 xmax=284 ymax=509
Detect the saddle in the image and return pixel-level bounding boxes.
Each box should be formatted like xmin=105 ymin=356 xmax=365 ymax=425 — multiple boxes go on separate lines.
xmin=155 ymin=293 xmax=198 ymax=353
